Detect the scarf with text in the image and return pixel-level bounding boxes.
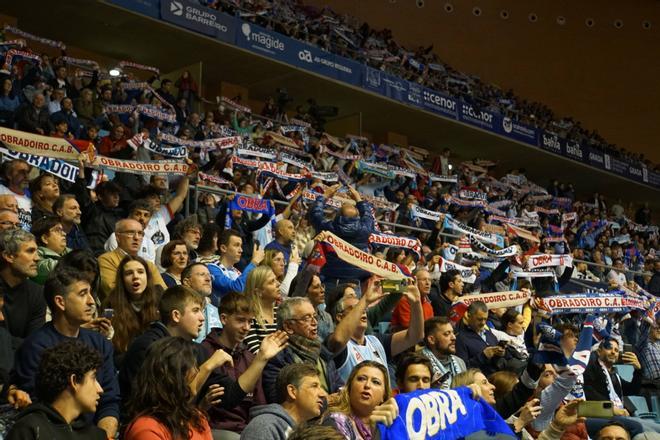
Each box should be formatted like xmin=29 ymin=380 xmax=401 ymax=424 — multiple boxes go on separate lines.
xmin=469 ymin=236 xmax=519 ymax=257
xmin=444 ymin=214 xmax=505 ymax=247
xmin=3 ymin=25 xmax=65 ymax=49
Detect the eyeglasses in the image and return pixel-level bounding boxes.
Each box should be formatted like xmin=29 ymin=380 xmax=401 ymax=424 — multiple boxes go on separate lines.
xmin=117 ymin=230 xmax=145 ymax=238
xmin=0 ymin=221 xmax=19 ymax=228
xmin=50 ymin=226 xmax=66 ymax=235
xmin=289 ymin=314 xmax=319 ymax=324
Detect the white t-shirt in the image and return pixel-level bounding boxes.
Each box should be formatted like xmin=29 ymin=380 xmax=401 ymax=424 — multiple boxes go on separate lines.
xmin=146 ymin=205 xmax=173 ymax=248
xmin=0 ymin=185 xmax=32 ymax=230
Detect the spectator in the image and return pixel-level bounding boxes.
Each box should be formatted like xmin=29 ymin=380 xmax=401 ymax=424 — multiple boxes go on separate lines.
xmin=0 ymin=209 xmax=20 ymax=231
xmin=103 ymin=198 xmax=156 ymax=262
xmin=289 ymin=272 xmax=334 ymax=341
xmin=0 ymin=78 xmax=20 ymax=127
xmin=160 ymin=239 xmax=189 ymax=287
xmin=431 ymin=269 xmax=464 ymax=317
xmin=455 ymin=301 xmax=505 ymax=376
xmin=391 ymin=268 xmax=434 ymax=330
xmin=6 ymin=340 xmax=106 ymax=440
xmin=648 ymin=258 xmax=660 ymax=295
xmin=263 ymin=297 xmax=343 ymax=402
xmin=15 ymin=93 xmax=49 ymax=134
xmin=28 ymin=174 xmax=60 ymax=223
xmin=607 ymin=259 xmax=627 ymax=287
xmin=97 ymin=219 xmax=166 ymax=302
xmin=395 ymin=352 xmax=434 ymax=393
xmin=98 ymin=125 xmax=131 ymax=158
xmin=49 ymin=97 xmax=81 ymax=138
xmin=209 ymin=229 xmax=263 ymax=304
xmin=240 ymin=363 xmax=326 ymax=440
xmin=0 ymin=160 xmax=32 ymax=230
xmin=31 ymin=216 xmax=70 ymax=285
xmin=123 ymin=337 xmax=213 ymax=440
xmin=103 ymin=255 xmax=161 ymax=359
xmin=201 ymin=292 xmax=270 ymax=438
xmin=243 ymin=266 xmax=281 ymax=354
xmin=583 ymin=337 xmax=642 ymax=415
xmin=181 ymin=263 xmax=221 ymax=344
xmin=53 ymin=194 xmax=89 ymax=251
xmin=196 ymin=223 xmax=223 ymax=266
xmin=265 ymin=219 xmax=296 ymax=266
xmin=12 ymin=267 xmax=120 ymax=438
xmin=74 ymin=88 xmax=103 ymax=127
xmin=419 ymin=316 xmax=467 ymax=389
xmin=327 ymin=279 xmax=423 ymax=383
xmin=0 ymin=228 xmax=44 ymax=343
xmin=308 ymin=184 xmax=375 ymax=285
xmin=172 ymin=215 xmax=202 ymax=261
xmin=262 ymin=248 xmax=300 ymax=299
xmin=322 ymin=360 xmax=397 ymax=438
xmin=80 ymin=181 xmax=123 ymax=255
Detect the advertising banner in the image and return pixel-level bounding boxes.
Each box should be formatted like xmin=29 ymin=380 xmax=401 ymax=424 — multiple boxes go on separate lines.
xmin=160 ymin=0 xmax=235 ymax=43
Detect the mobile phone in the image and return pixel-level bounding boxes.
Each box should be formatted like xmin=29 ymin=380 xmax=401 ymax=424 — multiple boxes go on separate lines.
xmin=498 ymin=340 xmax=509 ymax=348
xmin=622 ymin=343 xmax=633 ymax=353
xmin=102 ymin=308 xmax=114 ymax=319
xmin=577 ymin=401 xmax=614 ymax=419
xmin=381 ymin=279 xmax=406 ymax=294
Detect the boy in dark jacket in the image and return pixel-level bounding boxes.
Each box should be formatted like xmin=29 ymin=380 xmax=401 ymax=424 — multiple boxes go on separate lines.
xmin=6 ymin=340 xmax=106 ymax=440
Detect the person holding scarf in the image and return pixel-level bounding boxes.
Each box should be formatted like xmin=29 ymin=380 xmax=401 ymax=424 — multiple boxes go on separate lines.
xmin=322 ymin=360 xmax=398 ymax=440
xmin=262 ymin=297 xmax=343 ymax=403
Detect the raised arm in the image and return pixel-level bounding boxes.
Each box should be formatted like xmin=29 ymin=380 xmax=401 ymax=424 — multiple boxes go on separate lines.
xmin=390 ymin=284 xmax=424 ymax=356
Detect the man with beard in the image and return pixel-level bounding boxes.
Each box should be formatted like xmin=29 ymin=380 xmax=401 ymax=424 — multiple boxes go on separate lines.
xmin=431 ymin=269 xmax=464 ymax=318
xmin=0 ymin=229 xmax=45 ymax=343
xmin=54 ymin=194 xmax=89 ymax=251
xmin=0 ymin=160 xmax=32 ymax=230
xmin=202 ymin=292 xmax=283 ymax=439
xmin=583 ymin=337 xmax=642 ymax=416
xmin=419 ymin=316 xmax=466 ymax=389
xmin=182 ymin=263 xmax=220 ymax=343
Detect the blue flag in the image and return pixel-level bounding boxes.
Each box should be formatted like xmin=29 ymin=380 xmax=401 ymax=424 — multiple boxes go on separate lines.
xmin=378 ymin=387 xmax=515 ymax=440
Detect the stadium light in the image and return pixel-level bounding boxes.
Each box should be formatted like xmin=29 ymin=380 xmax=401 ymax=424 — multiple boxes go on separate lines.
xmin=109 ymin=68 xmax=121 ymax=77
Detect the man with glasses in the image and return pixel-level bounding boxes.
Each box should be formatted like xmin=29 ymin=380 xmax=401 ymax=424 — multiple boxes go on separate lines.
xmin=98 ymin=219 xmax=166 ymax=302
xmin=103 ymin=199 xmax=156 ymax=263
xmin=181 ymin=263 xmax=221 ymax=343
xmin=0 ymin=209 xmax=20 ymax=231
xmin=262 ymin=297 xmax=343 ymax=403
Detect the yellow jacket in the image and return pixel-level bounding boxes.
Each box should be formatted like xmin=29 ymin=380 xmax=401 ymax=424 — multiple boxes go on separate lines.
xmin=98 ymin=248 xmax=166 ymax=302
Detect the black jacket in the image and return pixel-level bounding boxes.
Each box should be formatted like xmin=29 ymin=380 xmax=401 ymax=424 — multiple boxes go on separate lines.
xmin=216 ymin=201 xmax=272 ymax=270
xmin=0 ymin=277 xmax=45 ymax=347
xmin=6 ymin=403 xmax=106 ymax=440
xmin=583 ymin=353 xmax=642 ymax=413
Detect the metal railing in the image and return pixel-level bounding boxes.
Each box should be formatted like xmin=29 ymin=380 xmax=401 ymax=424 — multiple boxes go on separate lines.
xmin=189 ymin=184 xmax=649 ymax=278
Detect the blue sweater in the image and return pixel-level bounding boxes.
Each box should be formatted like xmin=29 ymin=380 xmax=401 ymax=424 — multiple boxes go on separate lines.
xmin=12 ymin=322 xmax=120 ymax=422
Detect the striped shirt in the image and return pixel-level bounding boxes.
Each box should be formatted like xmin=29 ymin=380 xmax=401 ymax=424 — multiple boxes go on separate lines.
xmin=244 ymin=307 xmax=278 ymax=354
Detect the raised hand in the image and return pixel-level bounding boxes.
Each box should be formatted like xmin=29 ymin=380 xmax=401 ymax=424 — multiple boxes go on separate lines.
xmin=208 ymin=348 xmax=234 ymax=369
xmin=323 ymin=183 xmax=342 ymax=198
xmin=403 ymin=283 xmax=421 ymax=304
xmin=257 ymin=330 xmax=289 ymax=361
xmin=363 ymin=277 xmax=386 ymax=305
xmin=251 ymin=243 xmax=265 ymax=265
xmin=552 ymin=400 xmax=585 ymax=430
xmin=369 ymin=398 xmax=399 ymax=427
xmin=290 ymin=246 xmax=302 ymax=265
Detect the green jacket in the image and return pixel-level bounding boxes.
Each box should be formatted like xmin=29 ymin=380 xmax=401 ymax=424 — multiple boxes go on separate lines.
xmin=32 ymin=246 xmax=70 ymax=285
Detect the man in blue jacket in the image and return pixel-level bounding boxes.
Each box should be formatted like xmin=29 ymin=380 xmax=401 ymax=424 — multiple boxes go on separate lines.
xmin=308 ymin=183 xmax=375 ymax=288
xmin=11 ymin=266 xmax=120 ymax=439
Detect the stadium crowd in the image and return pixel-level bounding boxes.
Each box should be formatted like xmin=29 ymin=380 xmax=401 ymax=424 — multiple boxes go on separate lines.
xmin=207 ymin=0 xmax=658 ymax=170
xmin=0 ymin=21 xmax=659 ymax=440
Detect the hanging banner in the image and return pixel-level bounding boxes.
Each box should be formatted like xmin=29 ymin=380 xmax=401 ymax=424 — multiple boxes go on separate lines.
xmin=0 ymin=127 xmax=90 ymax=161
xmin=378 ymin=387 xmax=515 ymax=440
xmin=526 ymin=254 xmax=573 ymax=270
xmin=322 ymin=231 xmax=408 ymax=280
xmin=453 ymin=290 xmax=532 ymax=310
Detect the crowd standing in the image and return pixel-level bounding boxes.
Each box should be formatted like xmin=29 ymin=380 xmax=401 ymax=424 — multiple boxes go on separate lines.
xmin=0 ymin=20 xmax=659 ymax=440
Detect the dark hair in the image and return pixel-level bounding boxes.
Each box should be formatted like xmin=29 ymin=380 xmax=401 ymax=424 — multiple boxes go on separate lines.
xmin=500 ymin=309 xmax=521 ymax=332
xmin=424 ymin=316 xmax=451 ymax=344
xmin=31 ymin=216 xmax=63 ymax=246
xmin=53 ymin=194 xmax=76 ymax=216
xmin=36 ymin=340 xmax=102 ymax=404
xmin=440 ymin=269 xmax=461 ymax=293
xmin=385 ymin=247 xmax=405 ymax=263
xmin=105 ymin=255 xmax=161 ymax=353
xmin=57 ymin=249 xmax=100 ymax=295
xmin=467 ymin=301 xmax=488 ymax=315
xmin=44 ymin=266 xmax=94 ymax=313
xmin=288 ymin=270 xmax=320 ymax=298
xmin=126 ymin=337 xmax=205 ymax=439
xmin=596 ymin=422 xmax=630 ymax=440
xmin=218 ymin=291 xmax=253 ymax=316
xmin=160 ymin=239 xmax=189 ymax=269
xmin=96 ymin=181 xmax=121 ymax=196
xmin=555 ymin=322 xmax=579 ymax=339
xmin=28 ymin=173 xmax=57 ymax=200
xmin=395 ymin=352 xmax=432 ymax=386
xmin=275 ymin=363 xmax=319 ymax=404
xmin=174 ymin=215 xmax=201 ymax=240
xmin=159 ymin=285 xmax=204 ymax=326
xmin=128 ymin=198 xmax=154 ymax=217
xmin=218 ymin=228 xmax=241 ymax=248
xmin=197 ymin=223 xmax=222 ymax=255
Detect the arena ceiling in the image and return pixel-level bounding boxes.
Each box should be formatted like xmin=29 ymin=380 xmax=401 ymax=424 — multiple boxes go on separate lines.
xmin=2 ymin=0 xmax=658 ymax=214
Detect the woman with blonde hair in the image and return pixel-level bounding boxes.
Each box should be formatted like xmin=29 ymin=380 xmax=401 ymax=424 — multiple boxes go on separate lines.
xmin=242 ymin=265 xmax=281 ymax=354
xmin=322 ymin=360 xmax=398 ymax=440
xmin=261 ymin=247 xmax=301 ymax=299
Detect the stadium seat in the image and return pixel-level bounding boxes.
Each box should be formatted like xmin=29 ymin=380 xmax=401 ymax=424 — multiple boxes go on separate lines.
xmin=627 ymin=395 xmax=657 ymax=419
xmin=651 ymin=395 xmax=660 ymax=424
xmin=614 ymin=364 xmax=634 ymax=382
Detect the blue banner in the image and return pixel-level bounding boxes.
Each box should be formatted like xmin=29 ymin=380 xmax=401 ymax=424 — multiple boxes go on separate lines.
xmin=160 ymin=0 xmax=235 ymax=43
xmin=498 ymin=116 xmax=539 ymax=145
xmin=378 ymin=387 xmax=515 ymax=440
xmin=107 ymin=0 xmax=160 ymax=18
xmin=457 ymin=102 xmax=500 ymax=132
xmin=364 ymin=67 xmax=409 ymax=102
